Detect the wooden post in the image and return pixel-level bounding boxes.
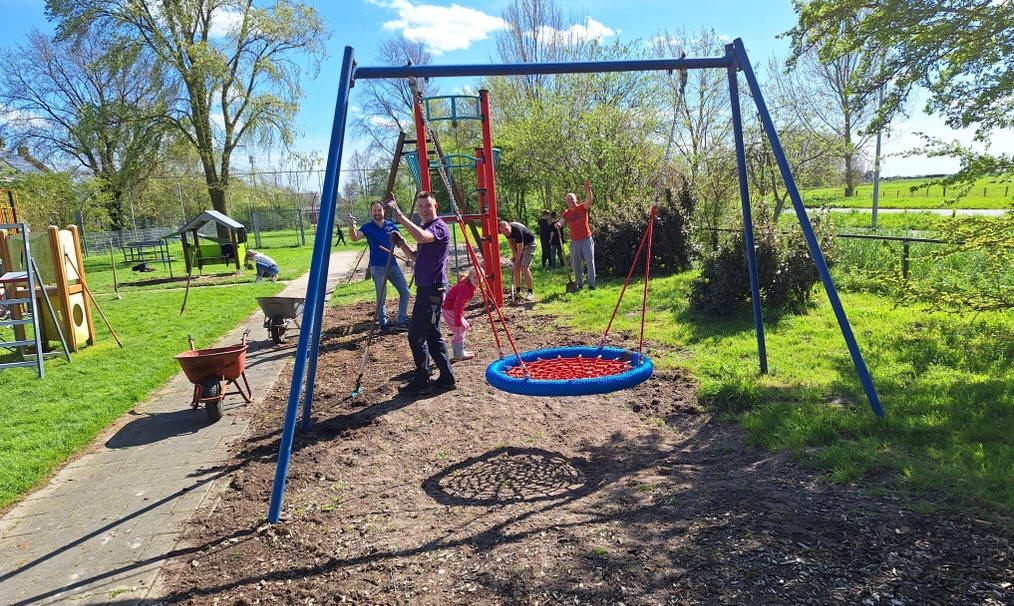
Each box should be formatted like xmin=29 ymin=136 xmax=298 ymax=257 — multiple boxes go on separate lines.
xmin=192 ymin=228 xmax=201 ymax=274
xmin=902 ymin=241 xmax=911 ymax=280
xmin=47 ymin=226 xmax=77 ymax=351
xmin=230 ymin=229 xmax=240 ymax=271
xmin=68 ymin=224 xmax=96 ymax=346
xmin=108 ymin=240 xmax=121 ymax=298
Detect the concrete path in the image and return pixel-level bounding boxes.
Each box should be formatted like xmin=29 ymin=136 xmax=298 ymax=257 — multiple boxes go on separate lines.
xmin=0 ymin=249 xmax=362 ymax=606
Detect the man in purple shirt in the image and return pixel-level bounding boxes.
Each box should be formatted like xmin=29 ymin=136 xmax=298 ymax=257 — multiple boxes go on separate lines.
xmin=386 ymin=191 xmax=454 ymax=395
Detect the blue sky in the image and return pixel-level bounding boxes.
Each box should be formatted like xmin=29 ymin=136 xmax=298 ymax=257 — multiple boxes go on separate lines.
xmin=1 ymin=0 xmax=1002 ymax=177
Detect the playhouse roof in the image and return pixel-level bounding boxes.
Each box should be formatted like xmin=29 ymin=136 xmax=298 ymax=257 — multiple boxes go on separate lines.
xmin=178 ymin=209 xmax=245 ymax=234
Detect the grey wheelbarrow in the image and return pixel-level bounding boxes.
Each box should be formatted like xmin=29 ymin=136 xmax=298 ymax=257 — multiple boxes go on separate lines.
xmin=256 ymin=296 xmax=305 ymax=344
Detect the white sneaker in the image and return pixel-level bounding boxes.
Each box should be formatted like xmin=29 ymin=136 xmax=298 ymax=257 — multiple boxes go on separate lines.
xmin=255 ymin=276 xmax=263 ymax=283
xmin=524 ymin=291 xmax=534 ymax=302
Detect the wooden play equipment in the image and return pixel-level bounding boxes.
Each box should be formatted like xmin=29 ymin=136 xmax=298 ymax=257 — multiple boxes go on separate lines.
xmin=0 ymin=222 xmax=72 ymax=377
xmin=177 ymin=210 xmax=248 ymax=274
xmin=0 ymin=189 xmax=21 ymax=223
xmin=0 ymin=224 xmax=96 ymax=353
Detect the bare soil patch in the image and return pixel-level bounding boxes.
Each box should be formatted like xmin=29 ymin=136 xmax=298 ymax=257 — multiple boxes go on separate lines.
xmin=162 ymin=301 xmax=1013 ymax=605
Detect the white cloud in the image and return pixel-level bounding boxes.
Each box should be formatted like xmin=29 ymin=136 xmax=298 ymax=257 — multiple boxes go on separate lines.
xmin=1 ymin=106 xmax=51 ymax=130
xmin=209 ymin=7 xmax=245 ymax=38
xmin=371 ymin=0 xmax=505 ymax=55
xmin=367 ymin=115 xmax=400 ymax=129
xmin=533 ymin=17 xmax=615 ymax=47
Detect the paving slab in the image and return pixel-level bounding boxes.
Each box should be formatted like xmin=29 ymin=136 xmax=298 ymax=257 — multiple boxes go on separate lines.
xmin=0 ymin=249 xmax=360 ymax=605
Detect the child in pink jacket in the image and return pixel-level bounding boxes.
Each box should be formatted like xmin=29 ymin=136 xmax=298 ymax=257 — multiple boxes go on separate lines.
xmin=442 ymin=268 xmax=480 ymax=360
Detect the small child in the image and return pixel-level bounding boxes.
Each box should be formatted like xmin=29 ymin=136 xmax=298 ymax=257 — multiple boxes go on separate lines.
xmin=442 ymin=268 xmax=480 ymax=361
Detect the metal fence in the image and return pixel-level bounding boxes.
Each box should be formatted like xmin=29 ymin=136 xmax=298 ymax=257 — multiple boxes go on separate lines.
xmin=80 ymin=226 xmax=179 ymax=257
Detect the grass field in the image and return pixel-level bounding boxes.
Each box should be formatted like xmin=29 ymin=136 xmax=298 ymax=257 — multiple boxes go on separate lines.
xmin=524 ymin=262 xmax=1014 ymax=515
xmin=82 ymin=229 xmax=323 ymax=294
xmin=0 ymin=228 xmax=325 ymax=509
xmin=803 ymin=176 xmax=1014 ymax=209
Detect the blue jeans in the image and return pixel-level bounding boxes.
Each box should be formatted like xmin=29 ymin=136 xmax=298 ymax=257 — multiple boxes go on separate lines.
xmin=371 ymin=263 xmax=410 ymax=326
xmin=255 ymin=262 xmax=279 ymax=278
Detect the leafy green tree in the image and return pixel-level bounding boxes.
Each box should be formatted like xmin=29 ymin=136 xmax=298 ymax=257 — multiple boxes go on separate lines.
xmin=790 ymin=0 xmax=1014 ymax=312
xmin=11 ymin=171 xmax=109 ymax=230
xmin=46 ymin=0 xmax=327 ymax=221
xmin=787 ymin=0 xmax=1014 ymax=180
xmin=0 ymin=29 xmax=171 ymax=229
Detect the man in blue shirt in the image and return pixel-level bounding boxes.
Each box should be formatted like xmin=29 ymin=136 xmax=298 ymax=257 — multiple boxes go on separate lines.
xmin=348 ymin=201 xmax=413 ymax=334
xmin=386 ymin=192 xmax=454 ymax=395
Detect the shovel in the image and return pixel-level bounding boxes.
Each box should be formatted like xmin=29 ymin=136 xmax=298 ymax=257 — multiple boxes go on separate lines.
xmin=556 ymin=225 xmax=578 ymax=293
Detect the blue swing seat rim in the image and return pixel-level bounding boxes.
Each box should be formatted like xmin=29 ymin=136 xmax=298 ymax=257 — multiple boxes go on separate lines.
xmin=485 ymin=346 xmax=653 ymax=397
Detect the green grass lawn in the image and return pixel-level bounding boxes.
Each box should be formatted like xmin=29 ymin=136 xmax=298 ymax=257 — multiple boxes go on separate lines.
xmin=83 ymin=229 xmax=320 ymax=294
xmin=525 ymin=263 xmax=1014 ymax=515
xmin=804 ymin=176 xmax=1014 ymax=209
xmin=0 ymin=228 xmax=322 ymax=509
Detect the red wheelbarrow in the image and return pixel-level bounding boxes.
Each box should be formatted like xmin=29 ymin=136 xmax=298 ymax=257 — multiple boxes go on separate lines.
xmin=174 ymin=329 xmax=253 ymax=421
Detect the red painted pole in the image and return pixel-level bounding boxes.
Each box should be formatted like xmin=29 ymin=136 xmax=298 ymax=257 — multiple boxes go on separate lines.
xmin=412 ymin=98 xmax=432 ymax=192
xmin=478 ymin=89 xmax=503 ymax=307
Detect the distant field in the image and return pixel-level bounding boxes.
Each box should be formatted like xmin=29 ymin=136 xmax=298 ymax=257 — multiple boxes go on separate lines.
xmin=803 ymin=176 xmax=1014 ymax=209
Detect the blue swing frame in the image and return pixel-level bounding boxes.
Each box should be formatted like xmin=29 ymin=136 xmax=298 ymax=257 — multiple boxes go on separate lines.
xmin=266 ymin=38 xmax=886 ymax=524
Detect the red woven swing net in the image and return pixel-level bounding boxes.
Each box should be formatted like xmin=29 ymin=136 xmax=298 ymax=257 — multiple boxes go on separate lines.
xmin=504 ymin=355 xmax=632 ymax=380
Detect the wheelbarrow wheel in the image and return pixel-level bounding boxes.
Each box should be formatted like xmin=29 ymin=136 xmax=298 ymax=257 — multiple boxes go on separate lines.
xmin=269 ymin=316 xmax=287 ymax=344
xmin=201 ymin=376 xmax=224 ymax=422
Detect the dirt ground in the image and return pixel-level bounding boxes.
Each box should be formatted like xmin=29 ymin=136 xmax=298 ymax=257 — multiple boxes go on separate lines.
xmin=162 ymin=299 xmax=1014 ymax=605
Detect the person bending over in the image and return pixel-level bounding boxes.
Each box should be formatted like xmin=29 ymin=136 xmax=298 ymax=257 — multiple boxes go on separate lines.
xmin=245 ymin=250 xmax=279 ymax=282
xmin=498 ymin=219 xmax=537 ymax=301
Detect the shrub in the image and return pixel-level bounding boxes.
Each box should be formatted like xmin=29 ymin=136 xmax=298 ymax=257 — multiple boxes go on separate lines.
xmin=593 ymin=182 xmax=696 ymax=277
xmin=689 ymin=203 xmax=837 ymax=316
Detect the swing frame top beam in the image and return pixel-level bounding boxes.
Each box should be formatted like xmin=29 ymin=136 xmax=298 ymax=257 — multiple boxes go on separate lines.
xmin=353 ymin=56 xmax=730 ymax=81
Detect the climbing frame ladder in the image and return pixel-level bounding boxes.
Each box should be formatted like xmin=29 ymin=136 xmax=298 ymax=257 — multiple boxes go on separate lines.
xmin=0 ymin=223 xmax=71 ymax=378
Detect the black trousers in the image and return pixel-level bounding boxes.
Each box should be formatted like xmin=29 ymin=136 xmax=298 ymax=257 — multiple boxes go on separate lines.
xmin=409 ymin=285 xmax=452 ymax=382
xmin=540 ymin=237 xmax=551 ymax=266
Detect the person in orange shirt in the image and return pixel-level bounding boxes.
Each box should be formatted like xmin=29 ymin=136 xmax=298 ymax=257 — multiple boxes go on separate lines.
xmin=557 ymin=179 xmax=595 ymax=290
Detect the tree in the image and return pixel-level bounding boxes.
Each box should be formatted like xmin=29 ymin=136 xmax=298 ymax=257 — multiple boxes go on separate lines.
xmin=649 ymin=29 xmax=738 ymax=248
xmin=776 ymin=47 xmax=879 ymax=197
xmin=0 ymin=29 xmax=171 ymax=229
xmin=352 ymin=37 xmax=435 ymax=156
xmin=495 ymin=0 xmax=568 ymax=100
xmin=787 ymin=0 xmax=1014 ymax=180
xmin=11 ymin=171 xmax=109 ymax=229
xmin=46 ymin=0 xmax=327 ymax=221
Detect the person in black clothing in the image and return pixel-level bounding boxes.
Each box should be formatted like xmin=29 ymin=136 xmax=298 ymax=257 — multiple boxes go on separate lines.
xmin=498 ymin=219 xmax=537 ymax=301
xmin=537 ymin=209 xmax=553 ymax=267
xmin=549 ymin=211 xmax=566 ymax=267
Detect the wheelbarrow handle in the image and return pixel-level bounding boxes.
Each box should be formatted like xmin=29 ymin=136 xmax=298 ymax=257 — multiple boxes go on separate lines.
xmin=242 ymin=327 xmax=250 ymax=346
xmin=187 ymin=334 xmax=196 ymax=351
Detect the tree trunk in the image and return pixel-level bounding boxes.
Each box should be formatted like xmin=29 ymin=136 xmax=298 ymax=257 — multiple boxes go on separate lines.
xmin=844 ymin=149 xmax=855 ymax=197
xmin=106 ymin=189 xmax=127 ymax=231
